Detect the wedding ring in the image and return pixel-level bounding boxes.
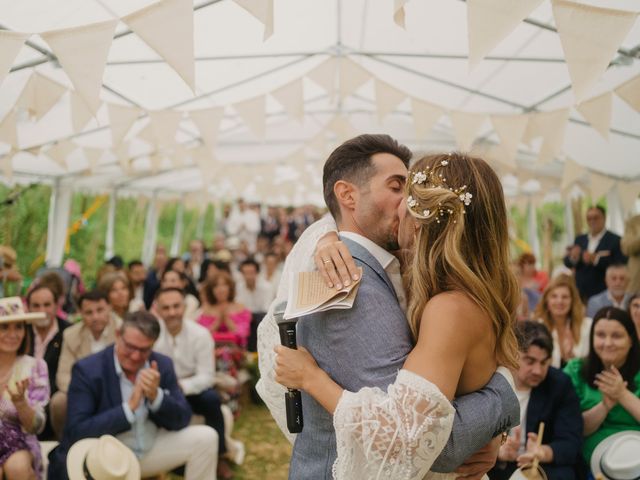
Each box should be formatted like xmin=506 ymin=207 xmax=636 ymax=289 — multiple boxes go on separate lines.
xmin=322 ymin=258 xmax=332 ymax=264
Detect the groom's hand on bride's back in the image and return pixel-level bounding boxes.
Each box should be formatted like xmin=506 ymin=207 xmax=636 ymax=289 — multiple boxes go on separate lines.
xmin=314 ymin=233 xmax=359 ymax=289
xmin=453 ymin=435 xmax=501 ymax=480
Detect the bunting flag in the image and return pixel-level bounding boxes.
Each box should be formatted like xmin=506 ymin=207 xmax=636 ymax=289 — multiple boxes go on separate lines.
xmin=490 ymin=114 xmax=528 ymax=168
xmin=524 ymin=108 xmax=570 ymax=164
xmin=411 ymin=98 xmax=444 ymax=139
xmin=467 ymin=0 xmax=543 ymax=70
xmin=0 ymin=31 xmax=29 ymax=86
xmin=233 ymin=95 xmax=266 ymax=138
xmin=113 ymin=142 xmax=132 ymax=174
xmin=551 ymin=0 xmax=638 ymax=103
xmin=69 ymin=92 xmax=95 ymax=133
xmin=450 ymin=111 xmax=487 ymax=151
xmin=307 ymin=57 xmax=337 ymax=97
xmin=123 ymin=0 xmax=195 ymax=91
xmin=327 ymin=115 xmax=357 ymax=142
xmin=561 ymin=158 xmax=586 ymax=192
xmin=394 ymin=0 xmax=408 ymax=29
xmin=306 ymin=129 xmax=327 ymax=156
xmin=17 ymin=72 xmax=67 ymax=121
xmin=148 ymin=152 xmax=163 ymax=174
xmin=0 ymin=110 xmax=18 ymax=148
xmin=189 ymin=107 xmax=224 ymax=148
xmin=108 ymin=103 xmax=141 ymax=146
xmin=615 ymin=74 xmax=640 ymax=113
xmin=271 ymin=78 xmax=304 ymax=122
xmin=83 ymin=147 xmax=104 ymax=172
xmin=339 ymin=58 xmax=371 ymax=101
xmin=617 ymin=181 xmax=640 ymax=216
xmin=43 ymin=141 xmax=77 ymax=170
xmin=576 ymin=92 xmax=612 ymax=140
xmin=234 ymin=0 xmax=274 ymax=40
xmin=41 ymin=19 xmax=117 ymax=115
xmin=374 ymin=79 xmax=406 ymax=121
xmin=0 ymin=152 xmax=13 ymax=180
xmin=148 ymin=110 xmax=183 ymax=147
xmin=589 ymin=171 xmax=615 ymax=201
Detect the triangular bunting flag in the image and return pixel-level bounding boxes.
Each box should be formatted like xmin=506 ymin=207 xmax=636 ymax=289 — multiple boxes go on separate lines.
xmin=306 ymin=129 xmax=327 ymax=156
xmin=411 ymin=98 xmax=444 ymax=139
xmin=551 ymin=0 xmax=638 ymax=103
xmin=524 ymin=108 xmax=570 ymax=164
xmin=234 ymin=0 xmax=274 ymax=40
xmin=17 ymin=72 xmax=67 ymax=121
xmin=339 ymin=58 xmax=371 ymax=100
xmin=69 ymin=91 xmax=95 ymax=133
xmin=108 ymin=103 xmax=141 ymax=146
xmin=589 ymin=172 xmax=615 ymax=201
xmin=0 ymin=31 xmax=29 ymax=86
xmin=0 ymin=152 xmax=13 ymax=181
xmin=467 ymin=0 xmax=543 ymax=70
xmin=189 ymin=107 xmax=224 ymax=148
xmin=450 ymin=111 xmax=487 ymax=151
xmin=617 ymin=181 xmax=640 ymax=215
xmin=113 ymin=142 xmax=132 ymax=174
xmin=41 ymin=19 xmax=117 ymax=115
xmin=44 ymin=141 xmax=77 ymax=170
xmin=137 ymin=123 xmax=157 ymax=147
xmin=307 ymin=57 xmax=337 ymax=97
xmin=394 ymin=0 xmax=408 ymax=29
xmin=576 ymin=92 xmax=612 ymax=140
xmin=0 ymin=110 xmax=19 ymax=148
xmin=327 ymin=115 xmax=357 ymax=142
xmin=82 ymin=147 xmax=104 ymax=172
xmin=123 ymin=0 xmax=195 ymax=91
xmin=233 ymin=95 xmax=266 ymax=138
xmin=490 ymin=114 xmax=528 ymax=168
xmin=271 ymin=78 xmax=304 ymax=122
xmin=374 ymin=79 xmax=406 ymax=121
xmin=561 ymin=158 xmax=586 ymax=192
xmin=615 ymin=75 xmax=640 ymax=113
xmin=148 ymin=110 xmax=183 ymax=147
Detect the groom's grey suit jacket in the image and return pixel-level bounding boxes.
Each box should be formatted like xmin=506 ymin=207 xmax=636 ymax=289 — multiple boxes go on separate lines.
xmin=289 ymin=237 xmax=519 ymax=480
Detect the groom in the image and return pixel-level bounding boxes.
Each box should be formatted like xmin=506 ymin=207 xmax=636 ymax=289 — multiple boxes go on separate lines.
xmin=258 ymin=134 xmax=519 ymax=479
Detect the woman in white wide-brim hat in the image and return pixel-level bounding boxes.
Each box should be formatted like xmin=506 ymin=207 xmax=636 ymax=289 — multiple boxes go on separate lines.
xmin=590 ymin=430 xmax=640 ymax=480
xmin=66 ymin=435 xmax=140 ymax=480
xmin=0 ymin=297 xmax=50 ymax=480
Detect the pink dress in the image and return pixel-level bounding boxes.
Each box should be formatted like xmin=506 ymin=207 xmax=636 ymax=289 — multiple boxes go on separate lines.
xmin=197 ymin=308 xmax=252 ymax=348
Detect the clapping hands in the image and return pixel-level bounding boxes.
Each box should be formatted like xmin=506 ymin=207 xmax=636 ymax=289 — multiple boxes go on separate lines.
xmin=5 ymin=378 xmax=29 ymax=406
xmin=595 ymin=365 xmax=627 ymax=407
xmin=128 ymin=361 xmax=161 ymax=411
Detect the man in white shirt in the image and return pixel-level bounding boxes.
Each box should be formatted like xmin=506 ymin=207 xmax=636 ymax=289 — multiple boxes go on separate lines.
xmin=226 ymin=199 xmax=261 ymax=252
xmin=236 ymin=259 xmax=272 ymax=313
xmin=153 ymin=287 xmax=232 ymax=479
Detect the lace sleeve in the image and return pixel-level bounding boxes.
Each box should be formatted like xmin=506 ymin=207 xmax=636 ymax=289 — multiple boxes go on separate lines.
xmin=256 ymin=214 xmax=338 ymax=443
xmin=332 ymin=369 xmax=454 ymax=480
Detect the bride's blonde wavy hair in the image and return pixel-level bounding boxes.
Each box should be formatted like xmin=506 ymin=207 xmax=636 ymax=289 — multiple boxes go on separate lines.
xmin=404 ymin=153 xmax=519 ymax=369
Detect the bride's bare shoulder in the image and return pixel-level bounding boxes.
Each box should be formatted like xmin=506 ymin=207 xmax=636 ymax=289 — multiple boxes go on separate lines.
xmin=420 ymin=291 xmax=492 ymax=336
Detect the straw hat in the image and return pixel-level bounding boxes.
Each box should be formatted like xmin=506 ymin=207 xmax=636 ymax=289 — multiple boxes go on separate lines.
xmin=0 ymin=297 xmax=45 ymax=324
xmin=591 ymin=431 xmax=640 ymax=480
xmin=67 ymin=435 xmax=140 ymax=480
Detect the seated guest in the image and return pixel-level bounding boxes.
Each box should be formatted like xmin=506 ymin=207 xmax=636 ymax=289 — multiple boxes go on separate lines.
xmin=48 ymin=311 xmax=218 ymax=480
xmin=564 ymin=307 xmax=640 ymax=467
xmin=490 ymin=321 xmax=582 ymax=480
xmin=518 ymin=252 xmax=549 ymax=293
xmin=587 ymin=264 xmax=632 ymax=318
xmin=198 ymin=272 xmax=251 ymax=348
xmin=629 ymin=293 xmax=640 ymax=340
xmin=235 ymin=259 xmax=271 ymax=314
xmin=50 ymin=290 xmax=119 ymax=439
xmin=98 ymin=271 xmax=143 ymax=323
xmin=127 ymin=260 xmax=146 ymax=306
xmin=259 ymin=251 xmax=282 ymax=300
xmin=534 ymin=274 xmax=592 ymax=368
xmin=25 ymin=284 xmax=70 ymax=440
xmin=160 ymin=269 xmax=200 ymax=321
xmin=143 ymin=244 xmax=168 ymax=309
xmin=153 ymin=288 xmax=232 ymax=479
xmin=0 ymin=297 xmax=50 ymax=480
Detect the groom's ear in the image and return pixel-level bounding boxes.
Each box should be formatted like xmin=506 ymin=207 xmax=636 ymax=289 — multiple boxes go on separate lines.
xmin=334 ymin=180 xmax=357 ymax=213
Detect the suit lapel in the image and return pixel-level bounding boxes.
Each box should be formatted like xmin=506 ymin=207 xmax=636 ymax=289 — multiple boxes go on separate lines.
xmin=340 ymin=236 xmax=397 ymax=300
xmin=103 ymin=345 xmax=124 ymax=405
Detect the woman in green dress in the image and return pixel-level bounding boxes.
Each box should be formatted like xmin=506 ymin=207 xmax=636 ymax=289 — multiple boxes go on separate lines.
xmin=564 ymin=306 xmax=640 ymax=466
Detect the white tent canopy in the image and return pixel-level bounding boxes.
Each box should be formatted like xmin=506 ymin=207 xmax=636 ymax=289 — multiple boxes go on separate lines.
xmin=0 ymin=0 xmax=639 ymax=211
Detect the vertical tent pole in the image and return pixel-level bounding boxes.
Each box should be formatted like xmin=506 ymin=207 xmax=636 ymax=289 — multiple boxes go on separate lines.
xmin=45 ymin=179 xmax=73 ymax=267
xmin=104 ymin=190 xmax=117 ymax=260
xmin=170 ymin=197 xmax=185 ymax=257
xmin=527 ymin=196 xmax=541 ymax=262
xmin=141 ymin=193 xmax=160 ymax=267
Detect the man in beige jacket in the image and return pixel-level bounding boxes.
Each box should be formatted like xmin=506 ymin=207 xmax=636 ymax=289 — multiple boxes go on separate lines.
xmin=622 ymin=213 xmax=640 ymax=293
xmin=50 ymin=290 xmax=121 ymax=438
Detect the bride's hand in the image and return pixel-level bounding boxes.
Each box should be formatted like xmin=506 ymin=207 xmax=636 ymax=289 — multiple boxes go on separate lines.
xmin=314 ymin=233 xmax=359 ymax=289
xmin=274 ymin=345 xmax=321 ymax=391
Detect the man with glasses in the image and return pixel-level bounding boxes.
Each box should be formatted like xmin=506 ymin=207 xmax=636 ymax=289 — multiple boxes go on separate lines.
xmin=49 ymin=311 xmax=219 ymax=480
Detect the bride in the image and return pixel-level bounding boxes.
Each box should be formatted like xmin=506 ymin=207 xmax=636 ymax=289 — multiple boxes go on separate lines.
xmin=274 ymin=152 xmax=520 ymax=479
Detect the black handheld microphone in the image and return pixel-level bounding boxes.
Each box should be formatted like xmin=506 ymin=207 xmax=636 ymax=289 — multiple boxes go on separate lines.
xmin=274 ymin=302 xmax=303 ymax=433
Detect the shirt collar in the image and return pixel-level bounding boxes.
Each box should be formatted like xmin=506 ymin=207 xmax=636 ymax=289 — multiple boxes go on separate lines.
xmin=340 ymin=231 xmax=396 ymax=270
xmin=588 ymin=228 xmax=606 ymax=243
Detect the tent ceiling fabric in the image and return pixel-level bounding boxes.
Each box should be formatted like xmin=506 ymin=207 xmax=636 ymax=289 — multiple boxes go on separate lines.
xmin=0 ymin=0 xmax=638 ymax=206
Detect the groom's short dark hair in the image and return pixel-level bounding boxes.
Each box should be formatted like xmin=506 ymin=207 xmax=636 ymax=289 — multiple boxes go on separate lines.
xmin=322 ymin=134 xmax=411 ymax=221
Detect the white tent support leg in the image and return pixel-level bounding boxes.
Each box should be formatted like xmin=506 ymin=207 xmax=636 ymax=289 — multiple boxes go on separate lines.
xmin=141 ymin=194 xmax=160 ymax=267
xmin=564 ymin=200 xmax=575 ymax=246
xmin=45 ymin=179 xmax=73 ymax=267
xmin=527 ymin=197 xmax=541 ymax=262
xmin=606 ymin=189 xmax=624 ymax=236
xmin=170 ymin=198 xmax=185 ymax=258
xmin=195 ymin=206 xmax=206 ymax=240
xmin=104 ymin=190 xmax=117 ymax=261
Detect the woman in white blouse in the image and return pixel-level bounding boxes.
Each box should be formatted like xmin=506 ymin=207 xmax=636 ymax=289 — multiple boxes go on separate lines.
xmin=274 ymin=153 xmax=520 ymax=479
